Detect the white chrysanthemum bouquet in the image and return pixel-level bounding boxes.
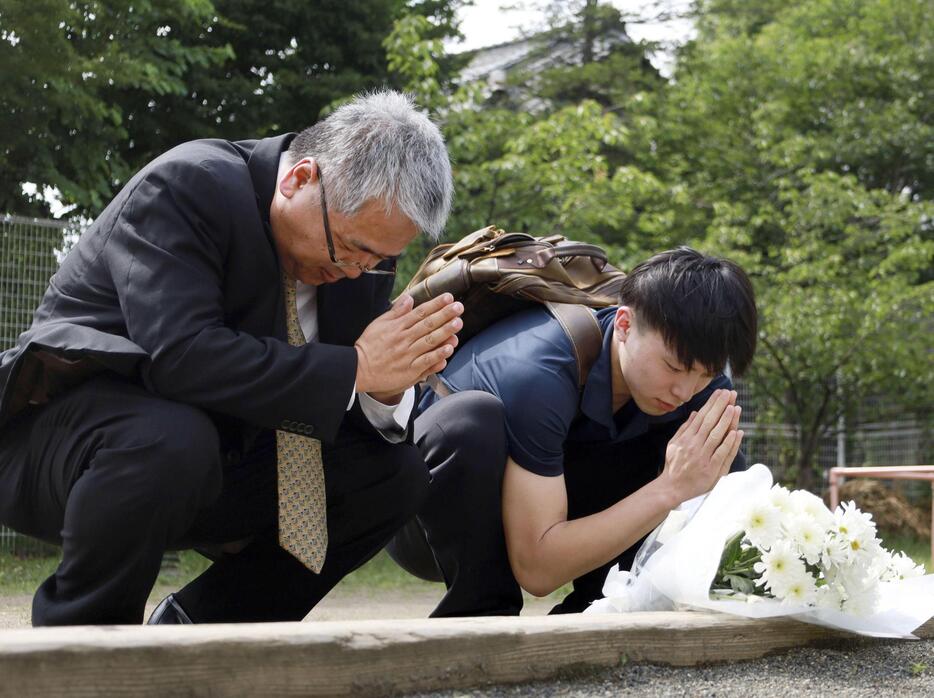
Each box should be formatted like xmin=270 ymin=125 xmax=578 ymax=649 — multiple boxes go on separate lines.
xmin=587 ymin=464 xmax=934 ymax=638
xmin=712 ymin=485 xmax=926 ymax=615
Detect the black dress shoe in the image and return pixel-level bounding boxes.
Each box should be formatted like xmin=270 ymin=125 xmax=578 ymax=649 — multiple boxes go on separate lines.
xmin=147 ymin=594 xmax=194 ymax=624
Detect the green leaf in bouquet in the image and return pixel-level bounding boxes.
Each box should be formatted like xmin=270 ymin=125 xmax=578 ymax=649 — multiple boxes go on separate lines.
xmin=724 ymin=573 xmax=757 ymax=595
xmin=718 ymin=530 xmax=745 ymax=570
xmin=805 ymin=561 xmax=822 ymax=578
xmin=734 ymin=545 xmax=763 ymax=571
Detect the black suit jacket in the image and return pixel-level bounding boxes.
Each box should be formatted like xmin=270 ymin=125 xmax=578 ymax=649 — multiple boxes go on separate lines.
xmin=0 ymin=135 xmax=395 ymax=444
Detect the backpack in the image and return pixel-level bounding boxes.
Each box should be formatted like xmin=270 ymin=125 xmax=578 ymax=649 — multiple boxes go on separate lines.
xmin=402 ymin=226 xmax=627 ymax=395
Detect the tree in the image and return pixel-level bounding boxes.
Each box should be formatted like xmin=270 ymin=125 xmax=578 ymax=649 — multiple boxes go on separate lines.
xmin=387 ymin=0 xmax=933 ymax=488
xmin=705 ymin=172 xmax=933 ymax=489
xmin=1 ymin=0 xmax=464 ymax=217
xmin=385 ymin=0 xmax=673 ymax=286
xmin=649 ymin=0 xmax=933 ymax=205
xmin=516 ymin=0 xmax=664 ymax=112
xmin=0 ymin=0 xmax=232 ymax=216
xmin=649 ymin=0 xmax=934 ymax=486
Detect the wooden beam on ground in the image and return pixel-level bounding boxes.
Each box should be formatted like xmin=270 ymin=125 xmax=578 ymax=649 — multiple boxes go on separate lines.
xmin=1 ymin=613 xmax=931 ymax=697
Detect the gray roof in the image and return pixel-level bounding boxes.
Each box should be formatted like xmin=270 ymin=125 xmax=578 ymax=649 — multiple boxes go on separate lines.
xmin=459 ymin=27 xmax=633 ymax=88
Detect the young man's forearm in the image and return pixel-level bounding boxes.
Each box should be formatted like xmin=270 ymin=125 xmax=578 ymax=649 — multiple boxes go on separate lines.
xmin=508 ymin=477 xmax=680 ymax=597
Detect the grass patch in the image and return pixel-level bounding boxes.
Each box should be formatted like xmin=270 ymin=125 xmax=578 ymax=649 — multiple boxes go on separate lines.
xmin=152 ymin=550 xmax=213 ymax=597
xmin=336 ymin=550 xmax=440 ymax=591
xmin=0 ymin=549 xmax=445 ymax=598
xmin=154 ymin=549 xmax=442 ymax=596
xmin=333 ymin=550 xmax=572 ymax=604
xmin=0 ymin=549 xmax=440 ymax=598
xmin=0 ymin=550 xmax=217 ymax=598
xmin=0 ymin=553 xmax=59 ymax=596
xmin=1 ymin=548 xmax=570 ymax=610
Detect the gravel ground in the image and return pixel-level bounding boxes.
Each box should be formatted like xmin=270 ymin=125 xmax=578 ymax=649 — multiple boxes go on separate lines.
xmin=409 ymin=637 xmax=934 ymax=697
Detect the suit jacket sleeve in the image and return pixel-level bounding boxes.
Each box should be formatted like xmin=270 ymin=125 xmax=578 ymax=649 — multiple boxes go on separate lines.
xmin=106 ymin=155 xmax=357 ymax=443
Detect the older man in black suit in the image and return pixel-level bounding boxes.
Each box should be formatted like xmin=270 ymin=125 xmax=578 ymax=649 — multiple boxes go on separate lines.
xmin=0 ymin=90 xmax=461 ymax=626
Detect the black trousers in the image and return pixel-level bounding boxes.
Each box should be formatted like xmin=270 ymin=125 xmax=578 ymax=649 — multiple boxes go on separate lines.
xmin=387 ymin=390 xmax=669 ymax=616
xmin=0 ymin=375 xmax=428 ymax=625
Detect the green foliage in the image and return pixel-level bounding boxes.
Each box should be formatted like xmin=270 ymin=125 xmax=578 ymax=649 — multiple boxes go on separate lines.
xmin=666 ymin=0 xmax=934 ymax=486
xmin=384 ymin=14 xmax=447 ymax=109
xmin=387 ymin=0 xmax=932 ymax=486
xmin=0 ymin=0 xmax=232 ymax=215
xmin=1 ymin=0 xmax=463 ymax=217
xmin=384 ymin=0 xmax=673 ymax=270
xmin=713 ymin=531 xmax=762 ymax=594
xmin=660 ymin=0 xmax=933 ymax=201
xmin=709 ymin=171 xmax=932 ymax=449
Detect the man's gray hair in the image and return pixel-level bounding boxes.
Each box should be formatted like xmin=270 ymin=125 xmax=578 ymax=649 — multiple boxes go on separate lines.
xmin=288 ymin=90 xmax=453 ymax=240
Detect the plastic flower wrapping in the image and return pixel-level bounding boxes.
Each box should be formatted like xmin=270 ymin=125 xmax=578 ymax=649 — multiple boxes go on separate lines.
xmin=585 ymin=464 xmax=934 ymax=638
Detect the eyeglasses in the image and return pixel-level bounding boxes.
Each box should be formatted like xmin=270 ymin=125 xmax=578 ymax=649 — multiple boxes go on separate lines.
xmin=318 ymin=166 xmax=397 ymax=276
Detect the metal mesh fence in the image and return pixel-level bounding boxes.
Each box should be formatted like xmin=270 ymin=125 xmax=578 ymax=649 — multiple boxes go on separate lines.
xmin=735 ymin=378 xmax=932 ymax=501
xmin=0 ymin=214 xmax=74 ymax=349
xmin=0 ymin=215 xmax=931 ymax=556
xmin=0 ymin=214 xmax=74 ymax=555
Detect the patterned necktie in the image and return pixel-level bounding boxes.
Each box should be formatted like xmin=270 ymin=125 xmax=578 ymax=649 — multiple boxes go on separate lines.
xmin=276 ymin=273 xmax=328 ymax=573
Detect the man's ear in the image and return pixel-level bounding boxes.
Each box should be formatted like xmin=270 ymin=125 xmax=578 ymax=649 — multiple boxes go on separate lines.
xmin=614 ymin=306 xmax=634 ymax=341
xmin=278 ymin=157 xmax=318 ymax=198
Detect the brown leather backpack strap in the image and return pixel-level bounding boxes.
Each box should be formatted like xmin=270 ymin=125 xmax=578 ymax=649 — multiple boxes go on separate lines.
xmin=545 ymin=302 xmax=604 ymax=389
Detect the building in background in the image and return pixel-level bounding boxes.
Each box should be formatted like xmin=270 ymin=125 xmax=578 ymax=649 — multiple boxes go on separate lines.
xmin=457 ymin=21 xmax=652 ymax=108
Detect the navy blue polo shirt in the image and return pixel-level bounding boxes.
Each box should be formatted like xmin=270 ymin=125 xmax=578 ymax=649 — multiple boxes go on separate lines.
xmin=416 ymin=306 xmax=740 ymax=477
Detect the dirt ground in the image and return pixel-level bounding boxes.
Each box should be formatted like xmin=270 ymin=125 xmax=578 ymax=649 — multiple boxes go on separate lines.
xmin=0 ymin=586 xmax=557 ymax=628
xmin=0 ymin=595 xmax=30 ymax=629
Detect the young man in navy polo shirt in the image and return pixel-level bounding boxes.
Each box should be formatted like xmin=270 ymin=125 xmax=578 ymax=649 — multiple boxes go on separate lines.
xmin=388 ymin=247 xmax=758 ymax=616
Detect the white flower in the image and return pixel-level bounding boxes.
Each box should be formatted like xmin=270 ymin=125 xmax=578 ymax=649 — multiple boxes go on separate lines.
xmin=880 ymin=550 xmax=926 ymax=582
xmin=818 ymin=560 xmax=880 ymax=616
xmin=754 ymin=540 xmax=806 ymax=595
xmin=829 ymin=560 xmax=874 ymax=594
xmin=833 ymin=500 xmax=877 ymax=538
xmin=712 ymin=485 xmax=916 ymax=624
xmin=863 ymin=550 xmax=895 ymax=583
xmin=785 ymin=515 xmax=826 ymax=565
xmin=832 ymin=501 xmax=882 ymax=564
xmin=789 ymin=489 xmax=834 ymax=528
xmin=821 ymin=534 xmax=851 ymax=569
xmin=815 ymin=581 xmax=846 ymax=611
xmin=774 ymin=567 xmax=818 ymax=606
xmin=741 ymin=499 xmax=782 ymax=550
xmin=767 ymin=485 xmax=794 ymax=514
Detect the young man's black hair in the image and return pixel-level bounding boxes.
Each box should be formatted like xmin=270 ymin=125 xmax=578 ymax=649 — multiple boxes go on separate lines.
xmin=618 ymin=246 xmax=757 ymax=376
